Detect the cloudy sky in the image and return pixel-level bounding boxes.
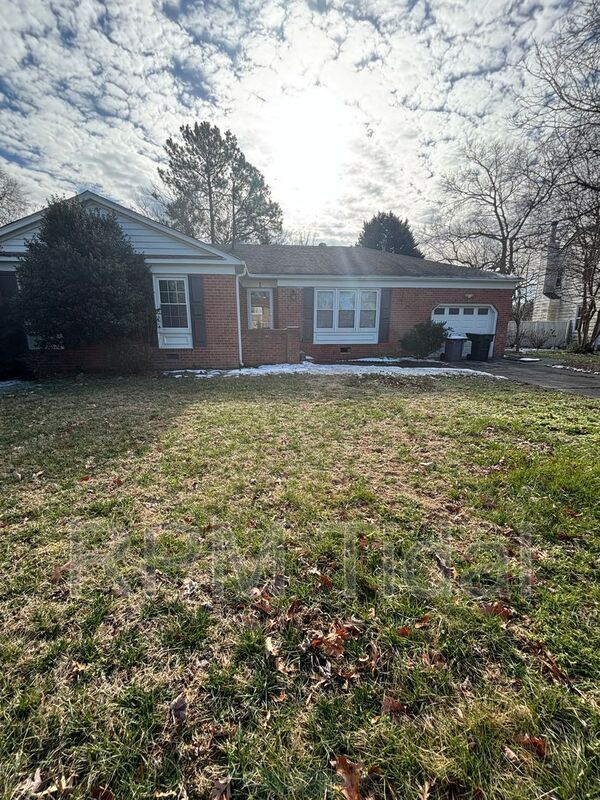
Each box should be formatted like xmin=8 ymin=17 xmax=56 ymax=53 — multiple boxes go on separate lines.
xmin=1 ymin=0 xmax=572 ymax=244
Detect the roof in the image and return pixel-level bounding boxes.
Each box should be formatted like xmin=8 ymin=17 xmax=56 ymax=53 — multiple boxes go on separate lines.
xmin=232 ymin=244 xmax=513 ymax=281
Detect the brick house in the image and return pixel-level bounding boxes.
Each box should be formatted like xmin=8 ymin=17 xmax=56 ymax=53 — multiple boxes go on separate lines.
xmin=0 ymin=191 xmax=518 ymax=372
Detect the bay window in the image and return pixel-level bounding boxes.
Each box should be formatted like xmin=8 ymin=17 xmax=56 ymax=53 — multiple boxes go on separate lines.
xmin=314 ymin=288 xmax=380 ymax=343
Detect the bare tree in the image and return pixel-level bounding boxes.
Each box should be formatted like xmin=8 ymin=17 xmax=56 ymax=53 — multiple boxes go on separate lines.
xmin=0 ymin=168 xmax=28 ymax=226
xmin=424 ymin=139 xmax=556 ymax=275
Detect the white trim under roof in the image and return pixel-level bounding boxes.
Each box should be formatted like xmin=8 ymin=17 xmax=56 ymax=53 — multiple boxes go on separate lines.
xmin=245 ymin=273 xmax=520 ymax=289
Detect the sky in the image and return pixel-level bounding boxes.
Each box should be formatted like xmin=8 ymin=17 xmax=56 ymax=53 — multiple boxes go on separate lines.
xmin=0 ymin=0 xmax=572 ymax=244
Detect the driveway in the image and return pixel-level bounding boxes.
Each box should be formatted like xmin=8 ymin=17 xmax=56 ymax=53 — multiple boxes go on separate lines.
xmin=471 ymin=358 xmax=600 ymax=399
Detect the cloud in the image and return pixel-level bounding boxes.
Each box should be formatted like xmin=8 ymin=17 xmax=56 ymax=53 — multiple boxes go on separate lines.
xmin=0 ymin=0 xmax=573 ymax=244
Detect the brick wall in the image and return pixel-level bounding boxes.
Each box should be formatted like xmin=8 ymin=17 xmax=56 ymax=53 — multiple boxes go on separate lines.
xmin=28 ymin=275 xmax=241 ymax=375
xmin=277 ymin=285 xmax=513 ymax=360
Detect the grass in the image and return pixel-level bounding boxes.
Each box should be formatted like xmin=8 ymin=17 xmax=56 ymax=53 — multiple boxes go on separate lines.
xmin=0 ymin=373 xmax=599 ymax=799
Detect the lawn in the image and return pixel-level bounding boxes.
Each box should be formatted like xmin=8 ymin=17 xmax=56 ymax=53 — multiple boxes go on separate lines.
xmin=0 ymin=374 xmax=599 ymax=800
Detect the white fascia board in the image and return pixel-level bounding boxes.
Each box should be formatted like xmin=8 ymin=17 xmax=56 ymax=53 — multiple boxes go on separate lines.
xmin=148 ymin=262 xmax=237 ymax=275
xmin=260 ymin=274 xmax=519 ymax=289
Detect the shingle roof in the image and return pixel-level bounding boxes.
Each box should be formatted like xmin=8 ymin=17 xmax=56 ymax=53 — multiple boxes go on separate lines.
xmin=231 ymin=244 xmax=509 ymax=280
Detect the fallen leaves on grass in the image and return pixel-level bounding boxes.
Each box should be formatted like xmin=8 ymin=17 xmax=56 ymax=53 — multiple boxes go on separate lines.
xmin=249 ymin=587 xmax=272 ymax=615
xmin=414 ymin=614 xmax=431 ymax=629
xmin=169 ymin=692 xmax=187 ymax=724
xmin=518 ymin=734 xmax=547 ymax=758
xmin=210 ymin=777 xmax=232 ymax=799
xmin=50 ymin=561 xmax=72 ymax=584
xmin=432 ymin=552 xmax=458 ymax=580
xmin=90 ymin=788 xmax=115 ymax=800
xmin=480 ymin=601 xmax=514 ymax=620
xmin=333 ymin=756 xmax=361 ymax=800
xmin=381 ymin=696 xmax=407 ymax=719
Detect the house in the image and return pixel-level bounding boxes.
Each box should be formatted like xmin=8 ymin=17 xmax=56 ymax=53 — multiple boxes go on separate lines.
xmin=0 ymin=191 xmax=519 ymax=372
xmin=532 ymin=221 xmax=599 ymax=348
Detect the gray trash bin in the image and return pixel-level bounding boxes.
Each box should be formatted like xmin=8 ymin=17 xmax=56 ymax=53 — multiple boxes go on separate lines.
xmin=444 ymin=336 xmax=467 ymax=362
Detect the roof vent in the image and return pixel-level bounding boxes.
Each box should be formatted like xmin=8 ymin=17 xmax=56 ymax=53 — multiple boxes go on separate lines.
xmin=318 ymin=242 xmax=327 ymax=247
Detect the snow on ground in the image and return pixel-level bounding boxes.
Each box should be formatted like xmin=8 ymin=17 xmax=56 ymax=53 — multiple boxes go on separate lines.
xmin=551 ymin=364 xmax=595 ymax=374
xmin=165 ymin=363 xmax=503 ymax=380
xmin=0 ymin=380 xmax=27 ymax=392
xmin=348 ymin=356 xmax=440 ymax=364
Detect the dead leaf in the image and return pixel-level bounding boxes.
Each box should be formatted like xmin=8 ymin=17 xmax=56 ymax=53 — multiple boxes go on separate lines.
xmin=333 ymin=755 xmax=362 ymax=800
xmin=112 ymin=477 xmax=123 ymax=487
xmin=518 ymin=734 xmax=547 ymax=758
xmin=414 ymin=614 xmax=431 ymax=629
xmin=50 ymin=561 xmax=72 ymax=584
xmin=91 ymin=788 xmax=115 ymax=800
xmin=397 ymin=626 xmax=411 ymax=637
xmin=79 ymin=475 xmax=92 ymax=482
xmin=432 ymin=552 xmax=458 ymax=579
xmin=502 ymin=744 xmax=520 ymax=765
xmin=418 ymin=779 xmax=433 ymax=800
xmin=265 ymin=636 xmax=279 ymax=656
xmin=286 ymin=598 xmax=303 ymax=617
xmin=210 ymin=777 xmax=232 ymax=799
xmin=381 ymin=696 xmax=407 ymax=718
xmin=480 ymin=601 xmax=514 ymax=620
xmin=563 ymin=507 xmax=582 ymax=518
xmin=169 ymin=692 xmax=187 ymax=724
xmin=13 ymin=768 xmax=45 ymax=797
xmin=319 ymin=574 xmax=334 ymax=590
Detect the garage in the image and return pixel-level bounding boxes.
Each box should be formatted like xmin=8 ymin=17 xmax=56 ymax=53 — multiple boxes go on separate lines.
xmin=432 ymin=304 xmax=498 ymax=357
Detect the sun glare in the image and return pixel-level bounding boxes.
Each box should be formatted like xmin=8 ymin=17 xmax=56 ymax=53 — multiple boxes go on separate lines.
xmin=267 ymin=87 xmax=356 ymax=226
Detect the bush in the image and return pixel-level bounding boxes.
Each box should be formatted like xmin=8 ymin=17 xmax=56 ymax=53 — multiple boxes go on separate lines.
xmin=400 ymin=320 xmax=448 ymax=358
xmin=17 ymin=197 xmax=156 ymax=350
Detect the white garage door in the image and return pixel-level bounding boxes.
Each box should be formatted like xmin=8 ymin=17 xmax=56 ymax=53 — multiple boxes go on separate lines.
xmin=431 ymin=304 xmax=497 ymax=356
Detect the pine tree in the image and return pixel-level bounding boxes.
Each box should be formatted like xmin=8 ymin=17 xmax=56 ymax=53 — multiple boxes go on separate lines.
xmin=357 ymin=211 xmax=423 ymax=257
xmin=158 ymin=122 xmax=283 ymax=246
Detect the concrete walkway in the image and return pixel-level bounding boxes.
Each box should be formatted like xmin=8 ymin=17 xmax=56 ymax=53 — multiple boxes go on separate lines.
xmin=471 ymin=358 xmax=600 ymax=399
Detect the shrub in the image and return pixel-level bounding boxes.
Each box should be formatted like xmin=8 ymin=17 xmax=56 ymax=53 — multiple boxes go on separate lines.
xmin=17 ymin=197 xmax=156 ymax=351
xmin=400 ymin=320 xmax=448 ymax=358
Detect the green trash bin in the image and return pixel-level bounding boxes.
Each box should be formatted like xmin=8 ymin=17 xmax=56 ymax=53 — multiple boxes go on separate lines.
xmin=466 ymin=333 xmax=494 ymax=361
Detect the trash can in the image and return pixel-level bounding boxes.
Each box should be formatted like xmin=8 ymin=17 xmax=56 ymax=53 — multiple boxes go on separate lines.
xmin=444 ymin=336 xmax=467 ymax=362
xmin=466 ymin=333 xmax=495 ymax=361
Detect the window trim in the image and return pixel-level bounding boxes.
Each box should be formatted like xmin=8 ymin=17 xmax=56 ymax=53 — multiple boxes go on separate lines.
xmin=247 ymin=287 xmax=274 ymax=330
xmin=153 ymin=274 xmax=193 ymax=349
xmin=314 ymin=288 xmax=380 ymax=335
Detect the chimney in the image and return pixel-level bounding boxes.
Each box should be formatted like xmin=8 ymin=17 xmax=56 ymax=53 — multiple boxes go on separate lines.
xmin=542 ymin=221 xmax=562 ymax=299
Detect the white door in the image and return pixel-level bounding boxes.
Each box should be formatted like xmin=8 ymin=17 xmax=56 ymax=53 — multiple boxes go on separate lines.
xmin=431 ymin=305 xmax=497 ymax=357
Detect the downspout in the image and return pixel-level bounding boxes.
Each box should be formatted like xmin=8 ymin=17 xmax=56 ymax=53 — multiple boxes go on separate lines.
xmin=235 ymin=265 xmax=246 ymax=367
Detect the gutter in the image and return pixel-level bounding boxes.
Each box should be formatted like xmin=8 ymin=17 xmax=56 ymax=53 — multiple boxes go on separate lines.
xmin=234 ymin=263 xmax=248 ymax=368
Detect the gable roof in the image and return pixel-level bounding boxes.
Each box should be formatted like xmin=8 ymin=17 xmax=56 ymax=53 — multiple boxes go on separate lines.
xmin=232 ymin=244 xmax=516 ymax=281
xmin=0 ymin=191 xmax=244 ymax=266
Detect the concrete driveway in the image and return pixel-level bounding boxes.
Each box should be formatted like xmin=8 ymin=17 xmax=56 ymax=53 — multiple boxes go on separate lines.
xmin=471 ymin=358 xmax=600 ymax=399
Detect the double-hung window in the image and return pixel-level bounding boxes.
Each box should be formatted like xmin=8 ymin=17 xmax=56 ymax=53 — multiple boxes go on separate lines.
xmin=314 ymin=288 xmax=380 ymax=343
xmin=154 ymin=275 xmax=193 ymax=349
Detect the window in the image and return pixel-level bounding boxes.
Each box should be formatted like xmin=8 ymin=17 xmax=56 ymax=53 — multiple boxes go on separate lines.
xmin=463 ymin=307 xmax=474 ymax=315
xmin=159 ymin=279 xmax=188 ymax=328
xmin=316 ymin=291 xmax=334 ymax=328
xmin=248 ymin=288 xmax=273 ymax=329
xmin=575 ymin=305 xmax=582 ymax=330
xmin=315 ymin=289 xmax=379 ymax=333
xmin=338 ymin=291 xmax=356 ymax=328
xmin=433 ymin=307 xmax=445 ymax=316
xmin=360 ymin=291 xmax=377 ymax=328
xmin=448 ymin=307 xmax=460 ymax=315
xmin=477 ymin=307 xmax=489 ymax=315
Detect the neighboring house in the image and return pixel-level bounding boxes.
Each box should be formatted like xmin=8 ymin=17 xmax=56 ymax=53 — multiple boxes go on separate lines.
xmin=532 ymin=221 xmax=599 ymax=347
xmin=0 ymin=191 xmax=518 ymax=371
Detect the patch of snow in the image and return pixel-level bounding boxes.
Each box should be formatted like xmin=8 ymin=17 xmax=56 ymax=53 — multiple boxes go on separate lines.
xmin=551 ymin=364 xmax=595 ymax=374
xmin=165 ymin=363 xmax=504 ymax=381
xmin=518 ymin=358 xmax=541 ymax=362
xmin=0 ymin=380 xmax=26 ymax=392
xmin=348 ymin=356 xmax=440 ymax=364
